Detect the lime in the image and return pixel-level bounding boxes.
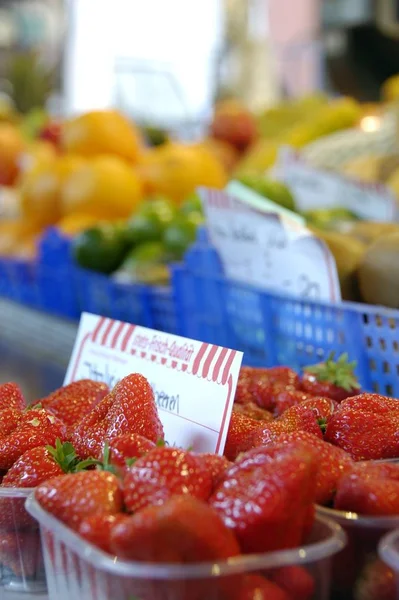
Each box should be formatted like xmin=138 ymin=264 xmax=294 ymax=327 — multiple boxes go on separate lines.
xmin=163 ymin=217 xmax=197 ymax=260
xmin=116 ymin=241 xmax=170 ymax=285
xmin=180 ymin=193 xmax=203 ymax=216
xmin=139 ymin=196 xmax=177 ymax=228
xmin=124 ymin=213 xmax=163 ymax=247
xmin=73 ymin=224 xmax=127 ymax=274
xmin=237 ymin=174 xmax=296 ymax=211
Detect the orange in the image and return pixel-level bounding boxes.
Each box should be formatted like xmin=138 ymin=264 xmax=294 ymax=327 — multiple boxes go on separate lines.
xmin=195 ymin=138 xmax=239 ymax=174
xmin=61 ymin=110 xmax=142 ymax=163
xmin=0 ymin=219 xmax=40 ymax=256
xmin=0 ymin=124 xmax=25 ymax=186
xmin=136 ymin=143 xmax=227 ymax=204
xmin=56 ymin=213 xmax=106 ymax=237
xmin=19 ymin=140 xmax=57 ymax=175
xmin=19 ymin=155 xmax=86 ymax=228
xmin=61 ymin=155 xmax=143 ymax=219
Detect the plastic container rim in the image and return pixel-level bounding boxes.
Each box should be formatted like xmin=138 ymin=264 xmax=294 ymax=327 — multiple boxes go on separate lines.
xmin=26 ymin=494 xmax=346 ymax=580
xmin=378 ymin=527 xmax=399 ymax=570
xmin=0 ymin=486 xmax=34 ymax=498
xmin=317 ymin=505 xmax=399 ymax=529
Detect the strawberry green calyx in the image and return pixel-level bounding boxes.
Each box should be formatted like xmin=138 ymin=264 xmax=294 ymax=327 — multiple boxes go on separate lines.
xmin=46 ymin=439 xmax=98 ymax=473
xmin=304 ymin=352 xmax=359 ymax=392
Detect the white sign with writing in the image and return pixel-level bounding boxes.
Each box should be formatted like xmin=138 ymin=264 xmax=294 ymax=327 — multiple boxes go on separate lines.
xmin=276 ymin=147 xmax=396 ymax=222
xmin=200 ymin=187 xmax=341 ymax=302
xmin=64 ymin=313 xmax=243 ymax=454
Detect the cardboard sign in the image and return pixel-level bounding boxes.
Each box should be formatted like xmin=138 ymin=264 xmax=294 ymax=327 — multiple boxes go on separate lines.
xmin=276 ymin=147 xmax=396 ymax=222
xmin=64 ymin=313 xmax=243 ymax=454
xmin=200 ymin=187 xmax=341 ymax=302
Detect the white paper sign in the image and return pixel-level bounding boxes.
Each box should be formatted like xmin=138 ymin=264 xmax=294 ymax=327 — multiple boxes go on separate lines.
xmin=276 ymin=147 xmax=396 ymax=222
xmin=64 ymin=313 xmax=243 ymax=454
xmin=200 ymin=187 xmax=341 ymax=302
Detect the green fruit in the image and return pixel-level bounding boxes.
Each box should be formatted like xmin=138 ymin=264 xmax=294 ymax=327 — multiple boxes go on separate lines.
xmin=116 ymin=242 xmax=170 ymax=285
xmin=180 ymin=193 xmax=203 ymax=216
xmin=237 ymin=174 xmax=296 ymax=211
xmin=73 ymin=224 xmax=127 ymax=274
xmin=304 ymin=208 xmax=358 ymax=230
xmin=139 ymin=196 xmax=177 ymax=227
xmin=124 ymin=213 xmax=163 ymax=246
xmin=163 ymin=217 xmax=197 ymax=260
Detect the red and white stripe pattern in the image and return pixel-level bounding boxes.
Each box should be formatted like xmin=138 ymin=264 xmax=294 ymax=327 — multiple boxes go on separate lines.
xmin=191 ymin=342 xmax=237 ymax=385
xmin=201 ymin=188 xmax=247 ymax=213
xmin=91 ymin=317 xmax=136 ymax=353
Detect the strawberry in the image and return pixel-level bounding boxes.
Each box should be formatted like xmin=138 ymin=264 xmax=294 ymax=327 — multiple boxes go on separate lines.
xmin=40 ymin=379 xmax=109 ymax=428
xmin=325 ymin=408 xmax=399 ymax=461
xmin=235 ymin=367 xmax=258 ymax=405
xmin=107 ymin=432 xmax=156 ymax=468
xmin=111 ymin=495 xmax=240 ymax=562
xmin=270 ymin=566 xmax=315 ymax=600
xmin=71 ymin=374 xmax=164 ymax=459
xmin=223 ymin=412 xmax=262 ymax=460
xmin=0 ymin=441 xmax=83 ymax=530
xmin=294 ymin=396 xmax=337 ymax=421
xmin=334 ymin=472 xmax=399 ymax=516
xmin=35 ymin=470 xmax=123 ymax=530
xmin=0 ymin=407 xmax=22 ymax=439
xmin=355 ymin=558 xmax=396 ymax=600
xmin=302 ymin=352 xmax=360 ymax=402
xmin=210 ymin=446 xmax=317 ymax=553
xmin=349 ymin=461 xmax=399 ymax=482
xmin=239 ymin=575 xmax=291 ymax=600
xmin=266 ymin=431 xmax=353 ymax=505
xmin=0 ymin=382 xmax=25 ymax=412
xmin=337 ymin=393 xmax=399 ymax=415
xmin=78 ymin=514 xmax=131 ymax=553
xmin=0 ymin=530 xmax=42 ymax=578
xmin=233 ymin=401 xmax=273 ymax=421
xmin=123 ymin=447 xmax=212 ymax=513
xmin=273 ymin=389 xmax=314 ymax=417
xmin=0 ymin=409 xmax=66 ymax=470
xmin=194 ymin=453 xmax=231 ymax=490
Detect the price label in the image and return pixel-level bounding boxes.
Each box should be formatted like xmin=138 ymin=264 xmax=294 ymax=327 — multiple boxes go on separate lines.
xmin=200 ymin=187 xmax=341 ymax=302
xmin=276 ymin=147 xmax=396 ymax=221
xmin=64 ymin=313 xmax=243 ymax=454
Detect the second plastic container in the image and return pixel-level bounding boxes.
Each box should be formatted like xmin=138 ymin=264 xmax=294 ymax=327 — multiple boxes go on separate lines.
xmin=26 ymin=494 xmax=346 ymax=600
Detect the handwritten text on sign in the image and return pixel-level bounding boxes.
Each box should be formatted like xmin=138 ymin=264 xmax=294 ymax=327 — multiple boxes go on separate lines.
xmin=200 ymin=188 xmax=341 ymax=302
xmin=276 ymin=147 xmax=396 ymax=222
xmin=64 ymin=313 xmax=243 ymax=454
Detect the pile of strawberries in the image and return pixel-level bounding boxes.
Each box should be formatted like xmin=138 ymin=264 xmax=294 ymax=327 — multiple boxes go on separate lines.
xmin=1 ymin=352 xmax=399 ymax=599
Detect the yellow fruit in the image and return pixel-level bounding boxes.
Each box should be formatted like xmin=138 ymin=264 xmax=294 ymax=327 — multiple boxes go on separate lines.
xmin=382 ymin=74 xmax=399 ymax=103
xmin=20 ymin=155 xmax=86 ymax=228
xmin=55 ymin=213 xmax=104 ymax=236
xmin=61 ymin=155 xmax=143 ymax=219
xmin=234 ymin=140 xmax=278 ymax=176
xmin=19 ymin=140 xmax=57 ymax=175
xmin=62 ymin=110 xmax=142 ymax=162
xmin=0 ymin=219 xmax=39 ymax=256
xmin=137 ymin=143 xmax=227 ymax=203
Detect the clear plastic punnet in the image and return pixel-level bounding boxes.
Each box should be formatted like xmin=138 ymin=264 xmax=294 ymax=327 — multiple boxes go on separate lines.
xmin=317 ymin=505 xmax=399 ymax=598
xmin=0 ymin=488 xmax=46 ymax=596
xmin=26 ymin=494 xmax=346 ymax=600
xmin=378 ymin=527 xmax=399 ymax=578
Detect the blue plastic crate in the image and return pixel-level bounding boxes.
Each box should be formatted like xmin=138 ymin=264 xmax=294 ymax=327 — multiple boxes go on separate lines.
xmin=174 ymin=237 xmax=399 ymax=395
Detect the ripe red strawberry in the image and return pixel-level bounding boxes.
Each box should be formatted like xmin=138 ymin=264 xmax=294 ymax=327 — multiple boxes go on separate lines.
xmin=0 ymin=382 xmax=25 ymax=412
xmin=224 ymin=412 xmax=262 ymax=460
xmin=194 ymin=453 xmax=231 ymax=490
xmin=111 ymin=495 xmax=240 ymax=563
xmin=355 ymin=558 xmax=396 ymax=600
xmin=239 ymin=575 xmax=291 ymax=600
xmin=337 ymin=393 xmax=399 ymax=415
xmin=107 ymin=432 xmax=156 ymax=467
xmin=270 ymin=566 xmax=315 ymax=600
xmin=349 ymin=461 xmax=399 ymax=482
xmin=294 ymin=396 xmax=337 ymax=421
xmin=301 ymin=352 xmax=360 ymax=402
xmin=268 ymin=431 xmax=353 ymax=505
xmin=36 ymin=470 xmax=123 ymax=530
xmin=0 ymin=407 xmax=22 ymax=439
xmin=78 ymin=514 xmax=131 ymax=553
xmin=325 ymin=409 xmax=399 ymax=461
xmin=235 ymin=367 xmax=258 ymax=405
xmin=0 ymin=531 xmax=42 ymax=578
xmin=0 ymin=409 xmax=66 ymax=470
xmin=210 ymin=446 xmax=317 ymax=553
xmin=233 ymin=401 xmax=273 ymax=421
xmin=72 ymin=374 xmax=164 ymax=459
xmin=273 ymin=389 xmax=314 ymax=416
xmin=334 ymin=472 xmax=399 ymax=516
xmin=123 ymin=447 xmax=212 ymax=513
xmin=40 ymin=379 xmax=109 ymax=428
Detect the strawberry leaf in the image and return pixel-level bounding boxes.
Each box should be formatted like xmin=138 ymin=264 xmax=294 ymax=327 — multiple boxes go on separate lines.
xmin=304 ymin=352 xmax=359 ymax=391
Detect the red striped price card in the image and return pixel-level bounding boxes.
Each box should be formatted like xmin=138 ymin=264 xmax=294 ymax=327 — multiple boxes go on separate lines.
xmin=64 ymin=313 xmax=243 ymax=454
